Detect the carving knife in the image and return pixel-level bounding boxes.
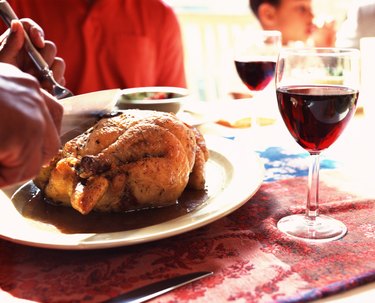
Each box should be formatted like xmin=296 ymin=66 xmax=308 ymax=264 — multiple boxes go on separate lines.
xmin=103 ymin=271 xmax=213 ymax=303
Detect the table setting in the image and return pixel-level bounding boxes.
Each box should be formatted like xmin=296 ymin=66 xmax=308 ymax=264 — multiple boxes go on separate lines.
xmin=0 ymin=13 xmax=374 ymax=301
xmin=0 ymin=79 xmax=374 ymax=303
xmin=0 ymin=130 xmax=374 ymax=303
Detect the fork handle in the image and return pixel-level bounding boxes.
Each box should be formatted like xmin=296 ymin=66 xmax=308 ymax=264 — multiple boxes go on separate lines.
xmin=0 ymin=0 xmax=51 ymax=78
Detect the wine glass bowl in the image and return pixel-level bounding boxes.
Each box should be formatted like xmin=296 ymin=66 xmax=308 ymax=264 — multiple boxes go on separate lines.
xmin=234 ymin=30 xmax=281 ymax=91
xmin=275 ymin=48 xmax=360 ymax=242
xmin=235 ymin=61 xmax=276 ymax=92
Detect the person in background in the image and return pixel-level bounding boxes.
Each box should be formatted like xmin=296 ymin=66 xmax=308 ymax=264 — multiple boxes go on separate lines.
xmin=249 ymin=0 xmax=336 ymax=47
xmin=2 ymin=0 xmax=187 ymax=95
xmin=0 ymin=19 xmax=64 ymax=188
xmin=336 ymin=0 xmax=375 ymax=49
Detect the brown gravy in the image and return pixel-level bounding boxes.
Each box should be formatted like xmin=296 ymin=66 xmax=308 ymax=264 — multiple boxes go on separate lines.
xmin=12 ymin=182 xmax=208 ymax=234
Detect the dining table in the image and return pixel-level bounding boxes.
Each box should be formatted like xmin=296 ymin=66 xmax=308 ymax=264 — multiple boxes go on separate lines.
xmin=0 ymin=94 xmax=374 ymax=303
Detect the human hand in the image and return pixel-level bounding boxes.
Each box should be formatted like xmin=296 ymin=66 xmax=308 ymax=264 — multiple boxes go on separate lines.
xmin=0 ymin=63 xmax=63 ymax=188
xmin=0 ymin=19 xmax=66 ymax=93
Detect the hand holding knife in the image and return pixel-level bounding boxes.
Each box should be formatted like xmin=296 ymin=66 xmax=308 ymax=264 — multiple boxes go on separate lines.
xmin=0 ymin=0 xmax=73 ymax=99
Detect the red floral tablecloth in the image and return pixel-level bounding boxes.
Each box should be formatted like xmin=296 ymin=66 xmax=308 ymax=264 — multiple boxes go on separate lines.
xmin=0 ymin=176 xmax=374 ymax=303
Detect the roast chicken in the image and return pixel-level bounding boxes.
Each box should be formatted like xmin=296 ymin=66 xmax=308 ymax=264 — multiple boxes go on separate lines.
xmin=34 ymin=110 xmax=209 ymax=215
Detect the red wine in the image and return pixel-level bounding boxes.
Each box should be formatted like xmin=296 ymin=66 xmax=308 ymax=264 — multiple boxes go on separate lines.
xmin=276 ymin=85 xmax=358 ymax=152
xmin=235 ymin=61 xmax=276 ymax=91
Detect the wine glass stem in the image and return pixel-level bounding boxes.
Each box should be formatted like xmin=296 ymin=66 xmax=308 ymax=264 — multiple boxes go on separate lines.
xmin=306 ymin=152 xmax=320 ymax=221
xmin=251 ymin=91 xmax=259 ymax=128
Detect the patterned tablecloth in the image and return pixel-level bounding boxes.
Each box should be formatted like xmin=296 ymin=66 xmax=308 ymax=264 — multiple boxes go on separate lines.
xmin=1 ymin=110 xmax=374 ymax=302
xmin=0 ymin=174 xmax=374 ymax=303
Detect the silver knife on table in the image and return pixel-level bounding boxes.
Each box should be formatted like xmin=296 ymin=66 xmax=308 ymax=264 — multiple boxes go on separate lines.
xmin=103 ymin=271 xmax=213 ymax=303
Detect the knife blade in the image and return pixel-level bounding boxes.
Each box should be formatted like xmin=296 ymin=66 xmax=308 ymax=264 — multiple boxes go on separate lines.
xmin=60 ymin=111 xmax=125 ymax=144
xmin=59 ymin=89 xmax=121 ymax=138
xmin=103 ymin=271 xmax=213 ymax=303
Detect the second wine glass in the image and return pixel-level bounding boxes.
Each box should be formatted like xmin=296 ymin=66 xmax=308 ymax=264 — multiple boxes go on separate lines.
xmin=234 ymin=30 xmax=281 ymax=126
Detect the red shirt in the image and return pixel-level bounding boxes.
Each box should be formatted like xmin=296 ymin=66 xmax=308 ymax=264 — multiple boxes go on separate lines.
xmin=5 ymin=0 xmax=187 ymax=95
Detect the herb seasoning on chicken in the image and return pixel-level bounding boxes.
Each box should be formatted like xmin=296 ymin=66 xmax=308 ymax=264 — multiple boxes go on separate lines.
xmin=34 ymin=110 xmax=209 ymax=214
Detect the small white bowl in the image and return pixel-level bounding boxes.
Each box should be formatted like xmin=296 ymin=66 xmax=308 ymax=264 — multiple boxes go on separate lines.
xmin=115 ymin=86 xmax=189 ymax=114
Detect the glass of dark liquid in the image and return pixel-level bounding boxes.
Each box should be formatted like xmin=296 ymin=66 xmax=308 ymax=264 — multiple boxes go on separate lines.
xmin=275 ymin=48 xmax=360 ymax=242
xmin=234 ymin=30 xmax=281 ymax=126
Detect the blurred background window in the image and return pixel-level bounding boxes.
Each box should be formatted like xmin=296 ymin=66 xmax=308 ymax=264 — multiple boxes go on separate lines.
xmin=165 ymin=0 xmax=353 ymax=102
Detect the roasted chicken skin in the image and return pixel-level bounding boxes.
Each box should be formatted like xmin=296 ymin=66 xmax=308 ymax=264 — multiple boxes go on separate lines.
xmin=34 ymin=110 xmax=208 ymax=214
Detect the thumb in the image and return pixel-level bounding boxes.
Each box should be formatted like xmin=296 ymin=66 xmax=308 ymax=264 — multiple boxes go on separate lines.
xmin=0 ymin=20 xmax=25 ymax=64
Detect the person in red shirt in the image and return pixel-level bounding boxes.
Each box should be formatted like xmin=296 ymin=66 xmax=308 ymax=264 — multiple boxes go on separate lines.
xmin=3 ymin=0 xmax=187 ymax=95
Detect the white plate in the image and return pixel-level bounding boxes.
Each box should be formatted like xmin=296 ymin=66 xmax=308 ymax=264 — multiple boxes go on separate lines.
xmin=0 ymin=136 xmax=264 ymax=250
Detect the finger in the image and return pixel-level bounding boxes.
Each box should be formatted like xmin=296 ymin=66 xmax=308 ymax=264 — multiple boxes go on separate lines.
xmin=0 ymin=20 xmax=24 ymax=64
xmin=41 ymin=88 xmax=64 ymax=132
xmin=41 ymin=120 xmax=61 ymax=165
xmin=0 ymin=148 xmax=44 ymax=186
xmin=23 ymin=40 xmax=58 ymax=82
xmin=21 ymin=18 xmax=45 ymax=48
xmin=37 ymin=91 xmax=62 ymax=164
xmin=0 ymin=135 xmax=44 ymax=187
xmin=0 ymin=164 xmax=38 ymax=187
xmin=38 ymin=40 xmax=57 ymax=67
xmin=50 ymin=57 xmax=66 ymax=84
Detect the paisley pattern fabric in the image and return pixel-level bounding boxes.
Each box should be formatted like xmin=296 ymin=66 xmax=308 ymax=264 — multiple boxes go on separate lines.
xmin=0 ymin=177 xmax=374 ymax=303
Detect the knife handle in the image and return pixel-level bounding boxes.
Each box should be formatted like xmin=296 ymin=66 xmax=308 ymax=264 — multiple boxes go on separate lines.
xmin=0 ymin=0 xmax=51 ymax=77
xmin=103 ymin=271 xmax=213 ymax=303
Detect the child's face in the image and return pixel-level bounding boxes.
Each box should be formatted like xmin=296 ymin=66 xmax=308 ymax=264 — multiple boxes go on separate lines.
xmin=274 ymin=0 xmax=315 ymax=45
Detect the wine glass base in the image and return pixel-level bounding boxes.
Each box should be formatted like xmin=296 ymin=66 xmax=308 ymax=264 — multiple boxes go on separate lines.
xmin=277 ymin=214 xmax=347 ymax=242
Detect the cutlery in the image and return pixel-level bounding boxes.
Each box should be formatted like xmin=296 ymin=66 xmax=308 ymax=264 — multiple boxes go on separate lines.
xmin=103 ymin=271 xmax=213 ymax=303
xmin=0 ymin=0 xmax=74 ymax=99
xmin=59 ymin=89 xmax=121 ymax=137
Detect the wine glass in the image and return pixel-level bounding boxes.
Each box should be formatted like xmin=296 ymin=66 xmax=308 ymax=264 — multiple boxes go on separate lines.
xmin=234 ymin=30 xmax=281 ymax=126
xmin=275 ymin=48 xmax=360 ymax=242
